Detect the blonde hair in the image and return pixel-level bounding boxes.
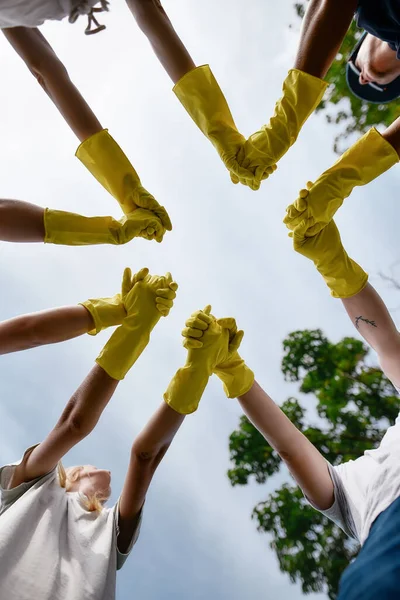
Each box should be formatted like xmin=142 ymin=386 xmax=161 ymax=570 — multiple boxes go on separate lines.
xmin=57 ymin=462 xmax=109 ymax=513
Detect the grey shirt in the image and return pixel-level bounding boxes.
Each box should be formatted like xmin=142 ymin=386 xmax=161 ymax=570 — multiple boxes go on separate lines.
xmin=0 ymin=445 xmax=142 ymax=600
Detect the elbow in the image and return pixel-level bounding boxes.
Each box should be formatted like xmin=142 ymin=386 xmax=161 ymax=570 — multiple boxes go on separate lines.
xmin=29 ymin=59 xmax=69 ymax=89
xmin=130 ymin=441 xmax=169 ymax=467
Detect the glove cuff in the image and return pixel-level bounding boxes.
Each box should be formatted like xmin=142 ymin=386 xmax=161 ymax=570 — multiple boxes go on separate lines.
xmin=164 ymin=365 xmax=210 ymax=414
xmin=44 ymin=208 xmax=121 ymax=246
xmin=80 ymin=295 xmax=125 ymax=336
xmin=313 ymin=238 xmax=369 ymax=298
xmin=76 ymin=129 xmax=141 ymax=215
xmin=173 ymin=64 xmax=244 ymax=152
xmin=214 ymin=356 xmax=255 ymax=398
xmin=96 ymin=318 xmax=150 ymax=380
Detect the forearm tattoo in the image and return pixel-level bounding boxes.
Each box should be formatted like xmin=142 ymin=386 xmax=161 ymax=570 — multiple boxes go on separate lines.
xmin=355 ymin=315 xmax=377 ymax=330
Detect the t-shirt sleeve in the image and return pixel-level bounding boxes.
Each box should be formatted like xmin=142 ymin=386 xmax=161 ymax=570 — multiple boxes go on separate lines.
xmin=114 ymin=498 xmax=144 ymax=571
xmin=0 ymin=444 xmax=55 ymax=517
xmin=304 ymin=462 xmax=360 ymax=542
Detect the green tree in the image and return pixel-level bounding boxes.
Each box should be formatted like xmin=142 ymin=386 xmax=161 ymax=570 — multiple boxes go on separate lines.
xmin=293 ymin=2 xmax=399 ymax=153
xmin=228 ymin=329 xmax=399 ymax=598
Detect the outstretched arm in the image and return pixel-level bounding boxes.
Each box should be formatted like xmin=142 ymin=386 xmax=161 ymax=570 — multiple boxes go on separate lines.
xmin=0 ymin=198 xmax=45 ymax=242
xmin=238 ymin=381 xmax=334 ymax=510
xmin=341 ymin=283 xmax=400 ymax=389
xmin=3 ymin=27 xmax=102 ymax=142
xmin=10 ymin=364 xmax=120 ymax=488
xmin=0 ymin=306 xmax=93 ymax=355
xmin=180 ymin=314 xmax=334 ymax=510
xmin=117 ymin=402 xmax=185 ymax=552
xmin=294 ymin=0 xmax=358 ymax=78
xmin=126 ymin=0 xmax=195 ymax=83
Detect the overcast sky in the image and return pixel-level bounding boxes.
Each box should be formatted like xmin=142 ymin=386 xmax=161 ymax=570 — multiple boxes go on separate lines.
xmin=0 ymin=1 xmax=399 ymax=599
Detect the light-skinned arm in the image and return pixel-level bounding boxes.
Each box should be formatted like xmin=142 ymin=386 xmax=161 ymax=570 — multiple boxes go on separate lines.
xmin=238 ymin=380 xmax=334 ymax=510
xmin=0 ymin=306 xmax=93 ymax=355
xmin=3 ymin=27 xmax=102 ymax=142
xmin=341 ymin=283 xmax=400 ymax=389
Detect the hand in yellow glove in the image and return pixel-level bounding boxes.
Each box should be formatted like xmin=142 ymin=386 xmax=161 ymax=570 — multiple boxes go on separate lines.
xmin=96 ymin=270 xmax=178 ymax=380
xmin=173 ymin=65 xmax=276 ymax=190
xmin=80 ymin=267 xmax=150 ymax=335
xmin=182 ymin=312 xmax=254 ymax=398
xmin=289 ymin=220 xmax=368 ymax=298
xmin=44 ymin=206 xmax=165 ymax=245
xmin=164 ymin=306 xmax=243 ymax=414
xmin=76 ymin=129 xmax=172 ymax=234
xmin=284 ymin=128 xmax=399 ymax=236
xmin=230 ymin=70 xmax=328 ymax=190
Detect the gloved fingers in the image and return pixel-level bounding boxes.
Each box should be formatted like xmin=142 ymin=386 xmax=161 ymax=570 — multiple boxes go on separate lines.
xmin=169 ymin=281 xmax=179 ymax=292
xmin=153 ymin=206 xmax=173 ymax=232
xmin=184 ymin=315 xmax=209 ymax=331
xmin=182 ymin=337 xmax=203 ymax=350
xmin=230 ymin=172 xmax=240 ymax=185
xmin=131 ymin=267 xmax=149 ymax=287
xmin=163 ymin=272 xmax=173 ymax=287
xmin=156 ymin=296 xmax=174 ymax=310
xmin=133 ymin=185 xmax=172 ymax=232
xmin=156 ymin=304 xmax=170 ymax=316
xmin=156 ymin=287 xmax=177 ymax=301
xmin=202 ymin=305 xmax=212 ymax=317
xmin=182 ymin=325 xmax=204 ymax=339
xmin=216 ymin=317 xmax=237 ymax=333
xmin=229 ymin=329 xmax=244 ymax=354
xmin=121 ymin=267 xmax=133 ymax=297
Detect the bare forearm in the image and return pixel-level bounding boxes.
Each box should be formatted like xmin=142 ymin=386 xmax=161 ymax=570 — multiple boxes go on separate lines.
xmin=3 ymin=27 xmax=102 ymax=142
xmin=58 ymin=364 xmax=119 ymax=434
xmin=383 ymin=117 xmax=400 ymax=158
xmin=126 ymin=0 xmax=195 ymax=83
xmin=0 ymin=198 xmax=45 ymax=242
xmin=132 ymin=402 xmax=185 ymax=459
xmin=0 ymin=306 xmax=94 ymax=355
xmin=341 ymin=282 xmax=400 ymax=387
xmin=294 ymin=0 xmax=358 ymax=78
xmin=238 ymin=380 xmax=334 ymax=509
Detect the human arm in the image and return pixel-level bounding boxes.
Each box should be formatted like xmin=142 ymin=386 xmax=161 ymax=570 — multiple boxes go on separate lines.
xmin=10 ymin=364 xmax=119 ymax=488
xmin=126 ymin=0 xmax=195 ymax=84
xmin=180 ymin=316 xmax=334 ymax=509
xmin=382 ymin=117 xmax=400 ymax=158
xmin=2 ymin=27 xmax=102 ymax=142
xmin=117 ymin=402 xmax=185 ymax=552
xmin=0 ymin=266 xmax=159 ymax=354
xmin=3 ymin=27 xmax=172 ymax=232
xmin=0 ymin=198 xmax=45 ymax=242
xmin=341 ymin=283 xmax=400 ymax=389
xmin=0 ymin=306 xmax=94 ymax=355
xmin=238 ymin=381 xmax=334 ymax=510
xmin=294 ymin=0 xmax=359 ymax=78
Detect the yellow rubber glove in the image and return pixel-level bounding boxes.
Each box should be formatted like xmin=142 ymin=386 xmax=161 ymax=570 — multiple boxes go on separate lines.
xmin=173 ymin=65 xmax=276 ymax=189
xmin=80 ymin=267 xmax=149 ymax=335
xmin=284 ymin=128 xmax=399 ymax=236
xmin=164 ymin=306 xmax=243 ymax=414
xmin=76 ymin=129 xmax=172 ymax=234
xmin=231 ymin=70 xmax=328 ymax=190
xmin=43 ymin=207 xmax=164 ymax=245
xmin=289 ymin=220 xmax=368 ymax=298
xmin=96 ymin=270 xmax=178 ymax=380
xmin=181 ymin=311 xmax=254 ymax=398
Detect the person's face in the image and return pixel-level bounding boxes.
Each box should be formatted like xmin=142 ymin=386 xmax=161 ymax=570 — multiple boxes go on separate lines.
xmin=356 ymin=34 xmax=400 ymax=86
xmin=69 ymin=465 xmax=112 ymax=499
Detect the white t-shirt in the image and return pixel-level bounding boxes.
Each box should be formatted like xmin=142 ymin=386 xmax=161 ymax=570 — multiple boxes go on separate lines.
xmin=309 ymin=407 xmax=400 ymax=546
xmin=0 ymin=445 xmax=142 ymax=600
xmin=0 ymin=0 xmax=99 ymax=29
